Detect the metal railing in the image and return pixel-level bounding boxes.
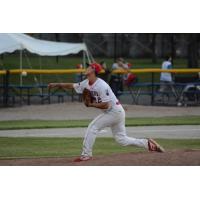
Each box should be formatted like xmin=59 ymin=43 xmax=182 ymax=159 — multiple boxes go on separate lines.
xmin=0 ymin=68 xmax=200 ymax=75
xmin=0 ymin=68 xmax=200 ymax=106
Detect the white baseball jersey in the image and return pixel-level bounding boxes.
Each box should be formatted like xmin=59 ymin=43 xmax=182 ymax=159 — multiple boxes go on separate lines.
xmin=73 ymin=78 xmax=148 ymax=157
xmin=73 ymin=78 xmax=119 ymax=109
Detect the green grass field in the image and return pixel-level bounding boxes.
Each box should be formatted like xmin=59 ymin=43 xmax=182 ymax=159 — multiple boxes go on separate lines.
xmin=0 ymin=116 xmax=199 ymax=159
xmin=0 ymin=137 xmax=200 ymax=159
xmin=0 ymin=116 xmax=200 ymax=130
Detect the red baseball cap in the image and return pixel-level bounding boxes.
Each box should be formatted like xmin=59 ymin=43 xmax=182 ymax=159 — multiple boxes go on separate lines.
xmin=89 ymin=63 xmax=102 ymax=74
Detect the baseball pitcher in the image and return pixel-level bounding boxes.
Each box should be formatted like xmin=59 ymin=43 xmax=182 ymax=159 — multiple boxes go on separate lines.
xmin=48 ymin=63 xmax=165 ymax=162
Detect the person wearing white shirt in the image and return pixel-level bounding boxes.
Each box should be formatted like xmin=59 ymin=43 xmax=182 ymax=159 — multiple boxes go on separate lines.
xmin=159 ymin=56 xmax=178 ymax=99
xmin=160 ymin=58 xmax=172 ymax=82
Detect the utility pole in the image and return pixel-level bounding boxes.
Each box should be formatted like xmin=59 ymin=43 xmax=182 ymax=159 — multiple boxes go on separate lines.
xmin=55 ymin=33 xmax=60 ymax=63
xmin=114 ymin=33 xmax=117 ymax=62
xmin=151 ymin=33 xmax=157 ymax=63
xmin=170 ymin=34 xmax=176 ymax=65
xmin=187 ymin=34 xmax=199 ymax=68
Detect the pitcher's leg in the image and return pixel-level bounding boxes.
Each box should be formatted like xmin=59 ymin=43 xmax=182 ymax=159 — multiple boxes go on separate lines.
xmin=82 ymin=112 xmax=117 ymax=157
xmin=81 ymin=114 xmax=103 ymax=157
xmin=111 ymin=122 xmax=148 ymax=149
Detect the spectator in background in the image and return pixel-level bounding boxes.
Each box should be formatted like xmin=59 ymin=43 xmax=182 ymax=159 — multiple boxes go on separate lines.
xmin=160 ymin=55 xmax=173 ymax=83
xmin=110 ymin=58 xmax=129 ymax=97
xmin=112 ymin=57 xmax=129 ymax=71
xmin=123 ymin=62 xmax=138 ymax=87
xmin=159 ymin=55 xmax=178 ymax=99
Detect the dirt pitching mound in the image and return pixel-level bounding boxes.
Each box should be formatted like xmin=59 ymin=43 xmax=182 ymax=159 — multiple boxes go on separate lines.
xmin=0 ymin=150 xmax=200 ymax=166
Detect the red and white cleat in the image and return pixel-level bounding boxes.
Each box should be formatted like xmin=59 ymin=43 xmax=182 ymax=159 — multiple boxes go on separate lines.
xmin=148 ymin=139 xmax=165 ymax=153
xmin=73 ymin=156 xmax=92 ymax=162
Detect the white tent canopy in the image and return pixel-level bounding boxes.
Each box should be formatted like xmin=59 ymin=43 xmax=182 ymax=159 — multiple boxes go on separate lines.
xmin=0 ymin=33 xmax=91 ymax=86
xmin=0 ymin=33 xmax=88 ymax=56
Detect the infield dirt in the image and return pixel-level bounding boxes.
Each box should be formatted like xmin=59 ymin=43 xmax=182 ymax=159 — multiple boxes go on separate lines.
xmin=0 ymin=150 xmax=200 ymax=166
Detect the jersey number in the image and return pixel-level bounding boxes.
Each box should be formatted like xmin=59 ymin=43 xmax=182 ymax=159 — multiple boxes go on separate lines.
xmin=94 ymin=96 xmax=102 ymax=103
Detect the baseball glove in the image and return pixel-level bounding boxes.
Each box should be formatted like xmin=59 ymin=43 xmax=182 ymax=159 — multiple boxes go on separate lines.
xmin=82 ymin=88 xmax=92 ymax=107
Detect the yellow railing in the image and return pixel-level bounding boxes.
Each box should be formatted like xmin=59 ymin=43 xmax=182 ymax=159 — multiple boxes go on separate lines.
xmin=0 ymin=70 xmax=6 ymax=75
xmin=114 ymin=69 xmax=200 ymax=74
xmin=0 ymin=68 xmax=200 ymax=75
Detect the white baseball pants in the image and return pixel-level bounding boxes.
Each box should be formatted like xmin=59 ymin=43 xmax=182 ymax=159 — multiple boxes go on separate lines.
xmin=81 ymin=105 xmax=148 ymax=157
